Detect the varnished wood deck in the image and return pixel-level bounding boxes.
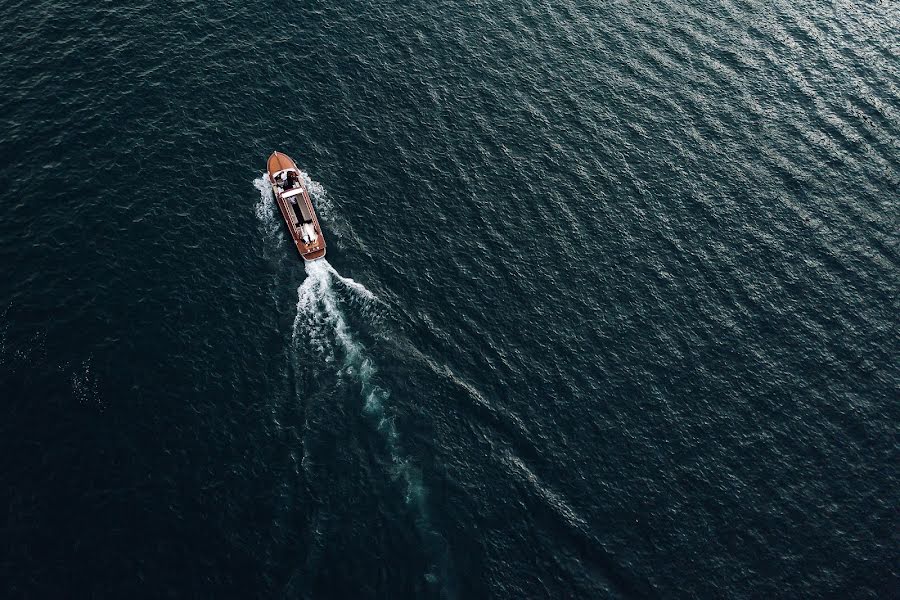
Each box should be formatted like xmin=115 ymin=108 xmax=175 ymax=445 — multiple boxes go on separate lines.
xmin=267 ymin=151 xmax=296 ymax=176
xmin=267 ymin=151 xmax=327 ymax=261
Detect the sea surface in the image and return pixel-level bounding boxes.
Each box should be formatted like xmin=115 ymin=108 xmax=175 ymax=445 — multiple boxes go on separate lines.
xmin=1 ymin=0 xmax=898 ymax=598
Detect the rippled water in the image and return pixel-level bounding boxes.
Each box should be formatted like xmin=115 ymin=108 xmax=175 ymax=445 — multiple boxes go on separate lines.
xmin=1 ymin=0 xmax=897 ymax=597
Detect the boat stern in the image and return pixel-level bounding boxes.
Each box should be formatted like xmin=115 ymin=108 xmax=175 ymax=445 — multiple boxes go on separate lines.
xmin=301 ymin=247 xmax=327 ymax=261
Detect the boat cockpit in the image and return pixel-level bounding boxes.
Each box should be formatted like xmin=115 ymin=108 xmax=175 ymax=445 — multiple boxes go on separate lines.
xmin=281 ymin=187 xmax=319 ymax=244
xmin=273 ymin=168 xmax=301 ymax=191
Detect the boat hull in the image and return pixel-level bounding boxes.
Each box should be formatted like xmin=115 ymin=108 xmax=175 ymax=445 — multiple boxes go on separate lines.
xmin=267 ymin=152 xmax=326 ymax=261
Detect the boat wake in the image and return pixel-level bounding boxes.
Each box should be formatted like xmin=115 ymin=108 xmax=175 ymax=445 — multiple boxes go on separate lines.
xmin=294 ymin=259 xmax=448 ymax=589
xmin=252 ymin=173 xmax=450 ymax=593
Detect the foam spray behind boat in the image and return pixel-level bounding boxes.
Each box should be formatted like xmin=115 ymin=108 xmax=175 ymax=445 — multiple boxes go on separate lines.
xmin=293 ymin=259 xmax=452 ymax=592
xmin=253 ymin=172 xmax=453 ymax=595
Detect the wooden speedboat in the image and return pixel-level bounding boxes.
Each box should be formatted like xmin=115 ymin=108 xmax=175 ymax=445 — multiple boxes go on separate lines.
xmin=267 ymin=151 xmax=326 ymax=261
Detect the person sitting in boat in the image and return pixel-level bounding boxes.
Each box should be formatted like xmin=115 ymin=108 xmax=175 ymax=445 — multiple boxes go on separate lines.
xmin=284 ymin=171 xmax=298 ymax=189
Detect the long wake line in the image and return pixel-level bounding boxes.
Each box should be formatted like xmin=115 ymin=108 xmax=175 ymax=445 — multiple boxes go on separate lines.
xmin=253 ymin=173 xmax=450 ymax=593
xmin=294 ymin=259 xmax=447 ymax=587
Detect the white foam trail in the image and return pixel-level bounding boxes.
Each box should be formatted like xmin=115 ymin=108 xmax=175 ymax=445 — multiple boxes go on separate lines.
xmin=252 ymin=170 xmax=446 ymax=590
xmin=293 ymin=259 xmax=446 ymax=590
xmin=293 ymin=260 xmax=358 ymax=363
xmin=321 ymin=261 xmax=375 ymax=302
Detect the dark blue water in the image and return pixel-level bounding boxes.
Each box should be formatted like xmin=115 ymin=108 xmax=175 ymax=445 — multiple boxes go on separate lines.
xmin=1 ymin=0 xmax=897 ymax=597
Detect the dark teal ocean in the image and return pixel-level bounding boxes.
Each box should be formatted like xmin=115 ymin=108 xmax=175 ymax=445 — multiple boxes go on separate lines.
xmin=1 ymin=0 xmax=897 ymax=597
